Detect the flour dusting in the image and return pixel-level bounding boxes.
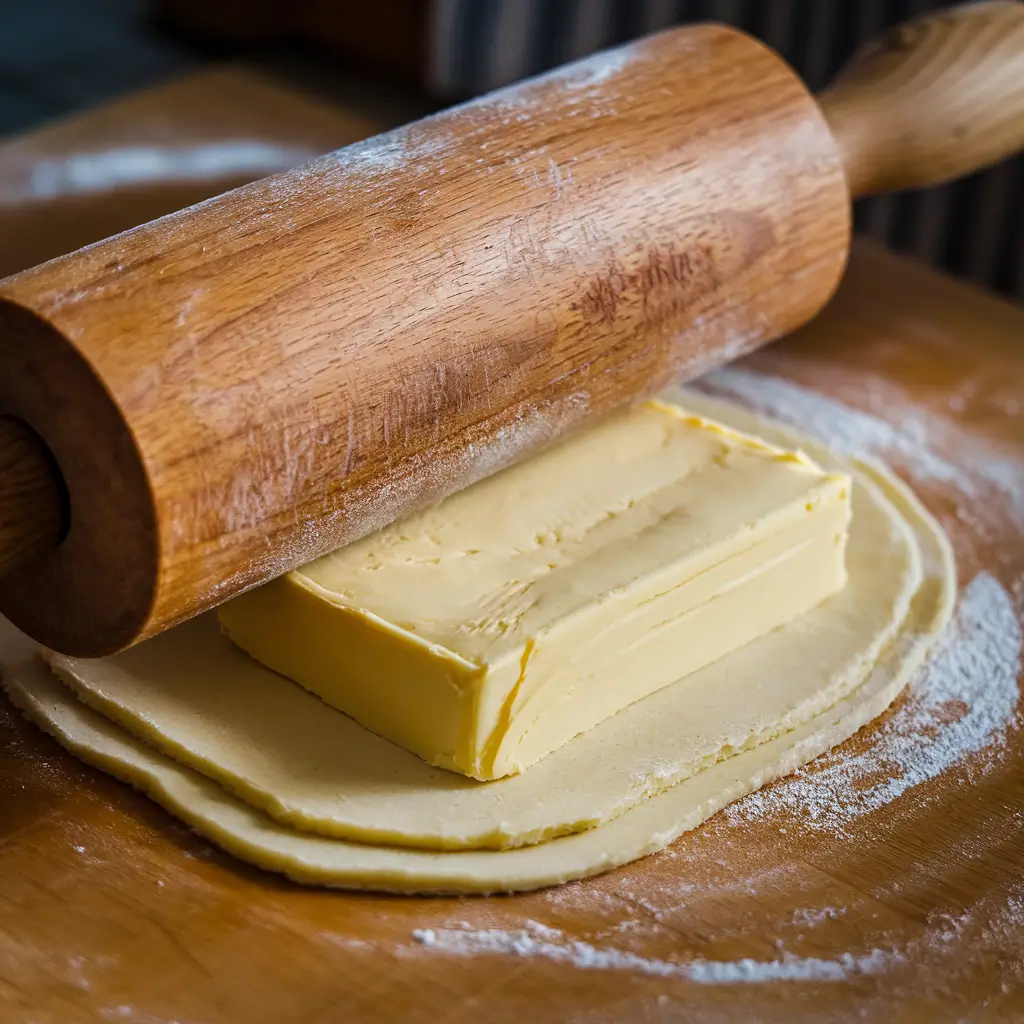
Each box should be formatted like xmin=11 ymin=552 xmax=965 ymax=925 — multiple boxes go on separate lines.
xmin=323 ymin=124 xmax=453 ymax=180
xmin=700 ymin=368 xmax=1024 ymax=529
xmin=21 ymin=143 xmax=316 ymax=199
xmin=484 ymin=37 xmax=636 ymax=113
xmin=690 ymin=368 xmax=1022 ymax=831
xmin=558 ymin=46 xmax=635 ymax=91
xmin=729 ymin=571 xmax=1021 ymax=830
xmin=411 ymin=920 xmax=899 ymax=984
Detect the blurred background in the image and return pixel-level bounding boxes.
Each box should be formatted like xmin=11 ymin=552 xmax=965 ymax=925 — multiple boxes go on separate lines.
xmin=0 ymin=0 xmax=1020 ymax=297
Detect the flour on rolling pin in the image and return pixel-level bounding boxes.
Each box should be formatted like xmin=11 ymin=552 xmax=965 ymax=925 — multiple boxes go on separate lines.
xmin=222 ymin=387 xmax=595 ymax=609
xmin=266 ymin=45 xmax=641 ymax=212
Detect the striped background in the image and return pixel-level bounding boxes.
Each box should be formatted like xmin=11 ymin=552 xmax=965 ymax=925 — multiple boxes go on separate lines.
xmin=427 ymin=0 xmax=1023 ymax=300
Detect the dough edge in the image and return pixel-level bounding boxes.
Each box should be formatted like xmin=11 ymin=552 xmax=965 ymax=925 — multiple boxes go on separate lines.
xmin=36 ymin=461 xmax=914 ymax=853
xmin=0 ymin=397 xmax=956 ymax=894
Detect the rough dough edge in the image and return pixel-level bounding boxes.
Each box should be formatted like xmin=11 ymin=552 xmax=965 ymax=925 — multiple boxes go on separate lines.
xmin=0 ymin=442 xmax=956 ymax=894
xmin=29 ymin=396 xmax=920 ymax=851
xmin=36 ymin=462 xmax=916 ymax=852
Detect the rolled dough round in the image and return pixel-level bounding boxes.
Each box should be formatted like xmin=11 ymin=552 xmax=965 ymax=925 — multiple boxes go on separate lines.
xmin=0 ymin=397 xmax=956 ymax=893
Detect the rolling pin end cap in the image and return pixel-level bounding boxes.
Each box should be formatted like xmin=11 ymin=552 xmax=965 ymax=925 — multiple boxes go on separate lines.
xmin=0 ymin=297 xmax=159 ymax=656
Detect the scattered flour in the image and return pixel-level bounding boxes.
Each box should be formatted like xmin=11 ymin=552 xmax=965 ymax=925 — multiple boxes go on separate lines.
xmin=403 ymin=370 xmax=1022 ymax=991
xmin=406 ymin=881 xmax=1024 ymax=990
xmin=700 ymin=368 xmax=1024 ymax=530
xmin=21 ymin=143 xmax=315 ymax=199
xmin=791 ymin=905 xmax=847 ymax=928
xmin=296 ymin=33 xmax=637 ymax=205
xmin=483 ymin=38 xmax=636 ymax=114
xmin=701 ymin=368 xmax=966 ymax=488
xmin=729 ymin=570 xmax=1021 ymax=830
xmin=558 ymin=46 xmax=635 ymax=91
xmin=688 ymin=368 xmax=1022 ymax=832
xmin=320 ymin=125 xmax=454 ymax=182
xmin=411 ymin=920 xmax=900 ymax=984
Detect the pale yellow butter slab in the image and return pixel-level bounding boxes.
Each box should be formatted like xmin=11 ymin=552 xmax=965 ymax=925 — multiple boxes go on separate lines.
xmin=219 ymin=401 xmax=850 ymax=780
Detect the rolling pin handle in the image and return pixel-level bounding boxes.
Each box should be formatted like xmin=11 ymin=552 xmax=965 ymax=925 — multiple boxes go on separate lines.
xmin=818 ymin=0 xmax=1024 ymax=198
xmin=0 ymin=416 xmax=67 ymax=581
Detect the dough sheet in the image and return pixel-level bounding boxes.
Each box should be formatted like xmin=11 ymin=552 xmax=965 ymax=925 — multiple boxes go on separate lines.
xmin=0 ymin=396 xmax=956 ymax=893
xmin=219 ymin=401 xmax=851 ymax=779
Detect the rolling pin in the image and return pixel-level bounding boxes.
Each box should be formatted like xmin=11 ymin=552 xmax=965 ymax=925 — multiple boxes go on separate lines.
xmin=1 ymin=1 xmax=1022 ymax=657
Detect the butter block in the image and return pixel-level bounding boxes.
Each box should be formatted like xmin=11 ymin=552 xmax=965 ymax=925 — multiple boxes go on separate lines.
xmin=219 ymin=401 xmax=851 ymax=781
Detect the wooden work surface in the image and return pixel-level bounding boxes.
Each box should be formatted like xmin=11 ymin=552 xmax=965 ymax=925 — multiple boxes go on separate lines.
xmin=1 ymin=69 xmax=1023 ymax=1024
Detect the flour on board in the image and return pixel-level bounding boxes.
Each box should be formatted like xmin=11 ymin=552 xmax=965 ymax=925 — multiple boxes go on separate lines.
xmin=686 ymin=369 xmax=1022 ymax=830
xmin=402 ymin=372 xmax=1022 ymax=989
xmin=404 ymin=879 xmax=1024 ymax=991
xmin=728 ymin=570 xmax=1021 ymax=831
xmin=682 ymin=368 xmax=1023 ymax=829
xmin=410 ymin=920 xmax=900 ymax=984
xmin=700 ymin=367 xmax=1024 ymax=530
xmin=22 ymin=143 xmax=316 ymax=199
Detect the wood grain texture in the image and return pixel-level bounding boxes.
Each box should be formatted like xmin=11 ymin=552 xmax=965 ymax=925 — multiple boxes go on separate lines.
xmin=0 ymin=417 xmax=63 ymax=579
xmin=3 ymin=3 xmax=1023 ymax=657
xmin=1 ymin=238 xmax=1021 ymax=1024
xmin=819 ymin=0 xmax=1024 ymax=196
xmin=0 ymin=24 xmax=850 ymax=655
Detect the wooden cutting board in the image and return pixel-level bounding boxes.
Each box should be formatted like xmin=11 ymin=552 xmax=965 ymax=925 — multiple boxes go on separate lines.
xmin=0 ymin=69 xmax=1022 ymax=1024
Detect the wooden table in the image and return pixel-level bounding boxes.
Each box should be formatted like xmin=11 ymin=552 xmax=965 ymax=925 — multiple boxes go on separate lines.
xmin=0 ymin=65 xmax=426 ymax=279
xmin=1 ymin=69 xmax=1022 ymax=1024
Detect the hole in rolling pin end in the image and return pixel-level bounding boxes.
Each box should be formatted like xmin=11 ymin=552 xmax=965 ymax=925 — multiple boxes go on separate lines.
xmin=0 ymin=297 xmax=159 ymax=656
xmin=0 ymin=415 xmax=69 ymax=578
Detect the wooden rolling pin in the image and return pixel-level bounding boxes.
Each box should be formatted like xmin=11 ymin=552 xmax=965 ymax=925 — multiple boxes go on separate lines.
xmin=1 ymin=1 xmax=1022 ymax=657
